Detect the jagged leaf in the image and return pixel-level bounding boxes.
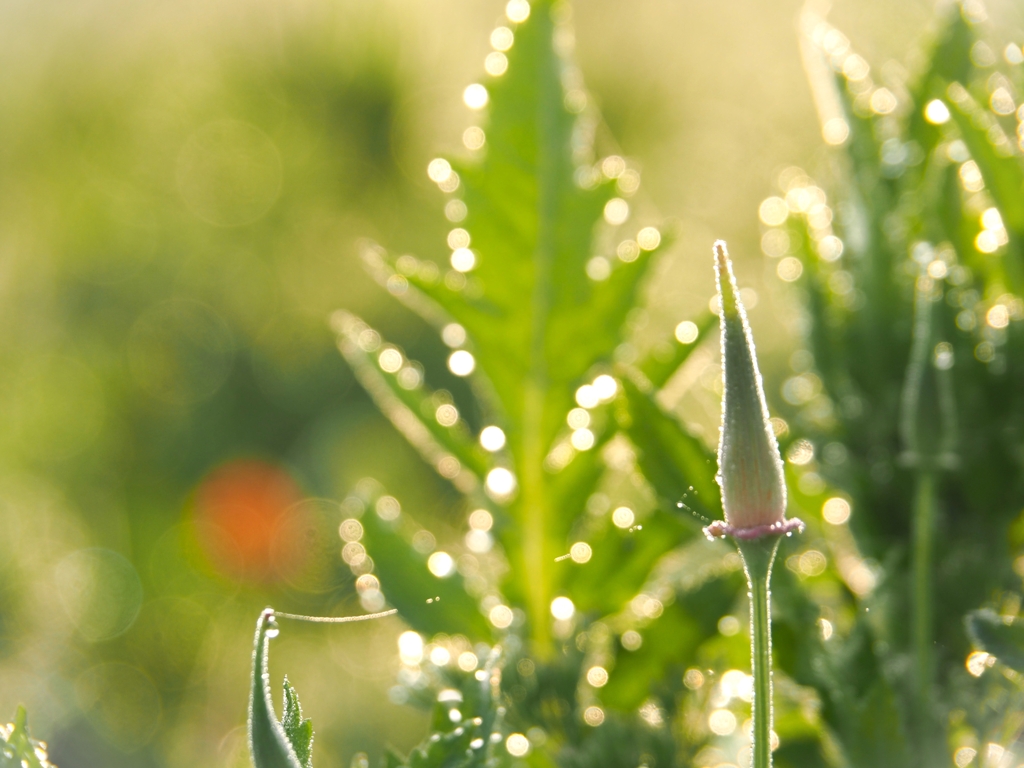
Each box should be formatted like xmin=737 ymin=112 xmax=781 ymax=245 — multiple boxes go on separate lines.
xmin=1 ymin=707 xmax=54 ymax=768
xmin=400 ymin=3 xmax=662 ymax=448
xmin=338 ymin=1 xmax=666 ymax=639
xmin=558 ymin=715 xmax=676 ymax=768
xmin=333 ymin=310 xmax=488 ymax=489
xmin=359 ymin=495 xmax=493 ymax=640
xmin=282 ymin=678 xmax=314 ymax=768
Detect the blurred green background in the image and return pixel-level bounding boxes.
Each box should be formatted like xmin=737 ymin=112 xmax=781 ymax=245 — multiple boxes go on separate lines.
xmin=2 ymin=0 xmax=1019 ymax=765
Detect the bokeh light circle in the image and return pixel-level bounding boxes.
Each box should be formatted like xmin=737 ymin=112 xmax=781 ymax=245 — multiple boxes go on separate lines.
xmin=75 ymin=662 xmax=162 ymax=751
xmin=55 ymin=548 xmax=143 ymax=641
xmin=271 ymin=498 xmax=350 ymax=593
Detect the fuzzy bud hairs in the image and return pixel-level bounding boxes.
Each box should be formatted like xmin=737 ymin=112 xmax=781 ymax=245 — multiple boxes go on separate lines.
xmin=705 ymin=241 xmax=804 ymax=541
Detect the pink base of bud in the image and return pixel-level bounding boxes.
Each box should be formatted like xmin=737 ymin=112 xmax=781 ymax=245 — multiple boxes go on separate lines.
xmin=703 ymin=517 xmax=805 ymax=541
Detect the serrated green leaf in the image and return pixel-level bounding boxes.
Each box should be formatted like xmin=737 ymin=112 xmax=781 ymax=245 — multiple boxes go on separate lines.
xmin=1 ymin=707 xmax=54 ymax=768
xmin=341 ymin=2 xmax=664 ymax=643
xmin=282 ymin=678 xmax=314 ymax=768
xmin=395 ymin=5 xmax=664 ymax=451
xmin=966 ymin=609 xmax=1024 ymax=672
xmin=618 ymin=376 xmax=722 ymax=522
xmin=359 ymin=496 xmax=493 ymax=640
xmin=333 ymin=310 xmax=489 ymax=488
xmin=541 ymin=404 xmax=618 ymax=579
xmin=250 ymin=611 xmax=305 ymax=768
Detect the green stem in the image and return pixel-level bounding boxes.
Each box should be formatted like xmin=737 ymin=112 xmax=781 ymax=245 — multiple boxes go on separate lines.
xmin=737 ymin=538 xmax=781 ymax=768
xmin=911 ymin=470 xmax=937 ymax=760
xmin=520 ymin=3 xmax=560 ymax=655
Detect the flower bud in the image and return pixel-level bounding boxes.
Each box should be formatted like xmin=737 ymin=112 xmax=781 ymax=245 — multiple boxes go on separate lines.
xmin=705 ymin=241 xmax=802 ymax=540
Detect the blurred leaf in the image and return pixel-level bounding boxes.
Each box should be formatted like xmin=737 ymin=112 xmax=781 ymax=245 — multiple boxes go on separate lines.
xmin=966 ymin=609 xmax=1024 ymax=672
xmin=359 ymin=496 xmax=493 ymax=641
xmin=557 ymin=715 xmax=676 ymax=768
xmin=343 ymin=1 xmax=664 ymax=641
xmin=282 ymin=679 xmax=314 ymax=768
xmin=542 ymin=405 xmax=619 ymax=576
xmin=945 ymin=87 xmax=1024 ymax=291
xmin=617 ymin=377 xmax=722 ymax=521
xmin=398 ymin=6 xmax=661 ymax=450
xmin=634 ymin=310 xmax=716 ymax=390
xmin=906 ymin=7 xmax=972 ymax=152
xmin=602 ymin=568 xmax=738 ymax=710
xmin=382 ymin=748 xmax=406 ymax=768
xmin=334 ymin=310 xmax=487 ymax=491
xmin=566 ymin=507 xmax=692 ymax=617
xmin=249 ymin=611 xmax=305 ymax=768
xmin=772 ymin=696 xmax=830 ymax=768
xmin=946 ymin=90 xmax=1024 ymax=230
xmin=772 ymin=569 xmax=912 ymax=768
xmin=393 ymin=658 xmax=505 ymax=768
xmin=0 ymin=707 xmax=54 ymax=768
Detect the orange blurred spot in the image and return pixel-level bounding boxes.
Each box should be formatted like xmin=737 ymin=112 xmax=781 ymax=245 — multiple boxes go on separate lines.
xmin=193 ymin=459 xmax=303 ymax=582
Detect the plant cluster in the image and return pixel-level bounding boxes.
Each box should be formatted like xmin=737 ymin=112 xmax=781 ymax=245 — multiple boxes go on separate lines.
xmin=244 ymin=2 xmax=1024 ymax=768
xmin=13 ymin=1 xmax=1024 ymax=767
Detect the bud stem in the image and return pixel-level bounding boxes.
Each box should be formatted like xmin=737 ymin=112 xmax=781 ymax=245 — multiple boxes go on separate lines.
xmin=737 ymin=537 xmax=781 ymax=768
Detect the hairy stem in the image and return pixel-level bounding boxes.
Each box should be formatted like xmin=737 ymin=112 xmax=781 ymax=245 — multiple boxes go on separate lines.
xmin=737 ymin=538 xmax=781 ymax=768
xmin=750 ymin=573 xmax=772 ymax=768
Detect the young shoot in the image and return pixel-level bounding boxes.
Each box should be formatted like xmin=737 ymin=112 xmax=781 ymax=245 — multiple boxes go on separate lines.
xmin=249 ymin=608 xmax=397 ymax=768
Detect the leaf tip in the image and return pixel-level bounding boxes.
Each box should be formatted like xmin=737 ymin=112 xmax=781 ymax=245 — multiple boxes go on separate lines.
xmin=712 ymin=240 xmax=739 ymax=319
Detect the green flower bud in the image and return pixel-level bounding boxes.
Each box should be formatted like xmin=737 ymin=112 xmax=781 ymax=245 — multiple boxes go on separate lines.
xmin=705 ymin=241 xmax=803 ymax=541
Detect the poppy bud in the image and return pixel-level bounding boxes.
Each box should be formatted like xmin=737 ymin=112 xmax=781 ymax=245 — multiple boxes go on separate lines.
xmin=705 ymin=241 xmax=803 ymax=541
